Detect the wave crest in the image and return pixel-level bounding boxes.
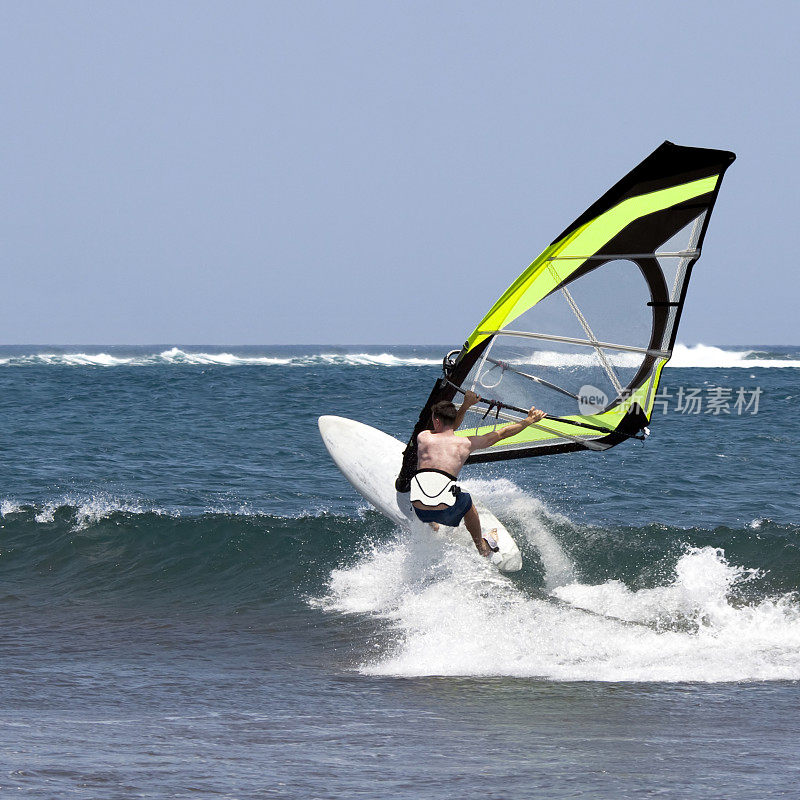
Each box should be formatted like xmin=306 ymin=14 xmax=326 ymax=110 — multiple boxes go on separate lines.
xmin=670 ymin=343 xmax=800 ymax=368
xmin=0 ymin=344 xmax=797 ymax=368
xmin=0 ymin=348 xmax=441 ymax=368
xmin=316 ymin=484 xmax=800 ymax=682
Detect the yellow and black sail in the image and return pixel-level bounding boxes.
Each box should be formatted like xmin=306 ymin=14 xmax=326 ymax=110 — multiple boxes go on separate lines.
xmin=396 ymin=141 xmax=735 ymax=490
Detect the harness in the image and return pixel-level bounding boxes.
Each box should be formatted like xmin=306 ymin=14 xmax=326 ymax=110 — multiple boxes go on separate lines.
xmin=409 ymin=468 xmax=461 ymax=507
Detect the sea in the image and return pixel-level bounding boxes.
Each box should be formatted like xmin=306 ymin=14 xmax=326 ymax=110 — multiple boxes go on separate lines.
xmin=1 ymin=343 xmax=799 ymax=799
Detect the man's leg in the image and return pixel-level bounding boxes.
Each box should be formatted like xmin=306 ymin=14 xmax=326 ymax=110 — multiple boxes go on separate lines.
xmin=463 ymin=501 xmax=494 ymax=557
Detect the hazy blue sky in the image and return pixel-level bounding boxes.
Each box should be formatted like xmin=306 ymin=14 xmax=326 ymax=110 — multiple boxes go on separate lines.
xmin=1 ymin=1 xmax=797 ymax=345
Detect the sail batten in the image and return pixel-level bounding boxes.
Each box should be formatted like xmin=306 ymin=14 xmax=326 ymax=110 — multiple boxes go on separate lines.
xmin=548 ymin=250 xmax=700 ymax=260
xmin=476 ymin=330 xmax=672 ymax=357
xmin=395 ymin=141 xmax=735 ymax=490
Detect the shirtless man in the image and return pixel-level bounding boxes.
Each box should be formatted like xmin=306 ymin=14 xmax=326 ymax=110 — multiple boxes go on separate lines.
xmin=410 ymin=390 xmax=546 ymax=557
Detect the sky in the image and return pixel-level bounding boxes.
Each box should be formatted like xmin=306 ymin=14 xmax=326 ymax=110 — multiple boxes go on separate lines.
xmin=1 ymin=0 xmax=797 ymax=345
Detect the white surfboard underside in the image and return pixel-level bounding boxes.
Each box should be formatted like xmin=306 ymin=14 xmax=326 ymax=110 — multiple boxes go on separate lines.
xmin=318 ymin=415 xmax=522 ymax=573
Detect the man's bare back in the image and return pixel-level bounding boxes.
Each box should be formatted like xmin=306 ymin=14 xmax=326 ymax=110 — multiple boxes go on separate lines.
xmin=415 ymin=391 xmax=545 ymax=485
xmin=416 ymin=428 xmax=472 ymax=478
xmin=410 ymin=392 xmax=545 ymax=556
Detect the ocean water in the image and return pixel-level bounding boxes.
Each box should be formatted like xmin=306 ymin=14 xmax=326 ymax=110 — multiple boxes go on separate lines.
xmin=1 ymin=343 xmax=799 ymax=798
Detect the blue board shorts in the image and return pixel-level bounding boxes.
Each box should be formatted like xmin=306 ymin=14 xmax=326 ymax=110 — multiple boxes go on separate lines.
xmin=412 ymin=491 xmax=472 ymax=528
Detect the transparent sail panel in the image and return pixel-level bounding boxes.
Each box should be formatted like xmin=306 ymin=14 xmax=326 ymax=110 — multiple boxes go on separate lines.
xmin=506 ymin=259 xmax=653 ymax=352
xmin=656 ymin=213 xmax=706 ymax=302
xmin=500 ymin=282 xmax=593 ymax=343
xmin=655 ymin=212 xmax=707 ymax=349
xmin=556 ymin=259 xmax=653 ymax=349
xmin=461 ymin=334 xmax=644 ymax=422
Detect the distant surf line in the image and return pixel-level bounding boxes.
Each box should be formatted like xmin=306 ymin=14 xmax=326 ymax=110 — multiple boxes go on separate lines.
xmin=0 ymin=344 xmax=798 ymax=369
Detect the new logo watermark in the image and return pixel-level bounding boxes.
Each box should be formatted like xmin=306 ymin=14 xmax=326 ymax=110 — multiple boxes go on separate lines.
xmin=577 ymin=385 xmax=609 ymax=415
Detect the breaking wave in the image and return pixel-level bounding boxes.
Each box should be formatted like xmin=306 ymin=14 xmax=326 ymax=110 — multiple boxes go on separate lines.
xmin=0 ymin=348 xmax=441 ymax=368
xmin=317 ymin=480 xmax=800 ymax=683
xmin=0 ymin=498 xmax=349 ymax=609
xmin=669 ymin=343 xmax=800 ymax=368
xmin=0 ymin=344 xmax=797 ymax=369
xmin=3 ymin=483 xmax=800 ymax=681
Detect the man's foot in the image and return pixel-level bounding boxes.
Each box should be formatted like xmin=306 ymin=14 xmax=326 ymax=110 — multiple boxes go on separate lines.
xmin=482 ymin=529 xmax=500 ymax=553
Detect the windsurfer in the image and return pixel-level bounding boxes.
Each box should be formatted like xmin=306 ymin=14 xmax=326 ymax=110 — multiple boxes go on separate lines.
xmin=411 ymin=391 xmax=546 ymax=556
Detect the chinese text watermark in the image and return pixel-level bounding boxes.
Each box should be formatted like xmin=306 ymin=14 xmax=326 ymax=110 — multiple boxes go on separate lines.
xmin=652 ymin=386 xmax=762 ymax=415
xmin=578 ymin=385 xmax=763 ymax=416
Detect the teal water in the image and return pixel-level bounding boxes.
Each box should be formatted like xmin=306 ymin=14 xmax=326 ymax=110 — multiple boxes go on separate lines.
xmin=1 ymin=345 xmax=799 ymax=798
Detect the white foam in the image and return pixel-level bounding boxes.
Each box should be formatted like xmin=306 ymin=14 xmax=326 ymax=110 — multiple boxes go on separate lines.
xmin=460 ymin=478 xmax=576 ymax=589
xmin=1 ymin=345 xmax=797 ymax=369
xmin=34 ymin=502 xmax=58 ymax=523
xmin=2 ymin=494 xmax=172 ymax=530
xmin=519 ymin=351 xmax=642 ymax=369
xmin=514 ymin=344 xmax=800 ymax=369
xmin=318 ymin=483 xmax=800 ymax=682
xmin=68 ymin=495 xmax=176 ymax=529
xmin=0 ymin=345 xmax=796 ymax=369
xmin=312 ymin=352 xmax=440 ymax=367
xmin=669 ymin=343 xmax=800 ymax=368
xmin=0 ymin=500 xmax=22 ymax=516
xmin=14 ymin=352 xmax=137 ymax=367
xmin=553 ymin=547 xmax=757 ymax=626
xmin=0 ymin=349 xmax=441 ymax=368
xmin=61 ymin=352 xmax=134 ymax=367
xmin=157 ymin=347 xmax=291 ymax=366
xmin=319 ymin=540 xmax=420 ymax=615
xmin=72 ymin=497 xmax=122 ymax=529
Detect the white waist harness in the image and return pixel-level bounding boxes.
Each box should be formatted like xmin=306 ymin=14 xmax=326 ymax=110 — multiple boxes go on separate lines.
xmin=409 ymin=469 xmax=461 ymax=507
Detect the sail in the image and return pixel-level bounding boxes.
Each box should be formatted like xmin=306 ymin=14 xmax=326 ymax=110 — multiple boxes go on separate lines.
xmin=396 ymin=141 xmax=735 ymax=490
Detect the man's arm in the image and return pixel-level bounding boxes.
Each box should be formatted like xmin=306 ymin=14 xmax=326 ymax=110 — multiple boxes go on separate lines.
xmin=467 ymin=406 xmax=546 ymax=452
xmin=453 ymin=390 xmax=479 ymax=429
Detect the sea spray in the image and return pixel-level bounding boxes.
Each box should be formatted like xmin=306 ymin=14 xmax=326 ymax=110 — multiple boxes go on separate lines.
xmin=461 ymin=477 xmax=577 ymax=589
xmin=316 ymin=483 xmax=800 ymax=682
xmin=552 ymin=546 xmax=757 ymax=629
